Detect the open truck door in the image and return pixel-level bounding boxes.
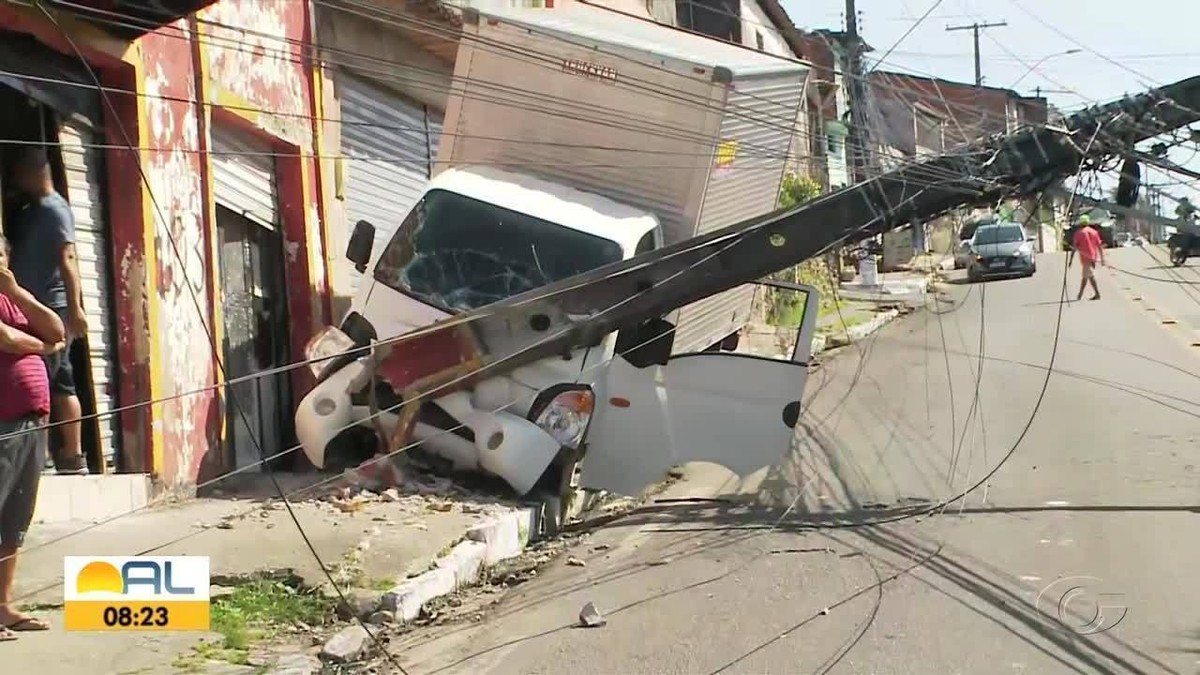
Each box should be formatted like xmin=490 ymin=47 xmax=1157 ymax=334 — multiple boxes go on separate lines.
xmin=581 ymin=282 xmax=821 ymax=496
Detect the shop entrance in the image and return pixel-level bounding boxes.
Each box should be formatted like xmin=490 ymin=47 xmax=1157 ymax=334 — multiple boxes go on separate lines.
xmin=0 ymin=82 xmax=121 ymax=474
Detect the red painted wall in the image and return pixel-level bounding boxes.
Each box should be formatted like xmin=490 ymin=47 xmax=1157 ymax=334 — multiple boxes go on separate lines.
xmin=2 ymin=2 xmax=323 ymax=489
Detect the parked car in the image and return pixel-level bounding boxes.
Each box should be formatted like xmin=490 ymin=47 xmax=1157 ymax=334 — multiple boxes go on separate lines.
xmin=953 ymin=215 xmax=994 ymax=269
xmin=967 ymin=222 xmax=1037 ymax=282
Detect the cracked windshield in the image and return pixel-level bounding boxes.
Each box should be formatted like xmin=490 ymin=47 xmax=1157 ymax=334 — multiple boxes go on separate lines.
xmin=373 ymin=189 xmax=624 ymax=312
xmin=3 ymin=0 xmax=1199 ymax=674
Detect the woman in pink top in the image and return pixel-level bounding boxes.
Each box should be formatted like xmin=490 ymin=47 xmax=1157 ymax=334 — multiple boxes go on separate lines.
xmin=1071 ymin=215 xmax=1106 ymax=301
xmin=0 ymin=234 xmax=64 ymax=640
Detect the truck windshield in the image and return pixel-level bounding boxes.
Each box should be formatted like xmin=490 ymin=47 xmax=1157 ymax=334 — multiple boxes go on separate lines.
xmin=973 ymin=225 xmax=1023 ymax=245
xmin=373 ymin=189 xmax=625 ymax=312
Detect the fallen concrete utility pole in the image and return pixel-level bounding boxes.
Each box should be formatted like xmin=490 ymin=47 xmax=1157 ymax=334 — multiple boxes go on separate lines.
xmin=374 ymin=75 xmax=1200 ymax=431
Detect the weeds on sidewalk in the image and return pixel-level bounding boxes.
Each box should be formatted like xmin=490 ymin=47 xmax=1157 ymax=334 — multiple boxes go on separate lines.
xmin=174 ymin=579 xmax=335 ymax=672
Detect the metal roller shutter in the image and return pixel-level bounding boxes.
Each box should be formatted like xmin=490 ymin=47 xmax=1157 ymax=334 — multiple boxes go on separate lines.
xmin=59 ymin=121 xmax=119 ymax=466
xmin=340 ymin=73 xmax=432 ymax=297
xmin=212 ymin=126 xmax=279 ymax=228
xmin=672 ymin=72 xmax=803 ymax=354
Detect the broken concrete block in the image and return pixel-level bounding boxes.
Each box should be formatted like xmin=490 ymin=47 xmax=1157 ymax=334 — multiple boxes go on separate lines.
xmin=566 ymin=556 xmax=586 ymax=567
xmin=320 ymin=625 xmax=373 ymax=664
xmin=579 ymin=601 xmax=606 ymax=628
xmin=366 ymin=610 xmax=395 ymax=625
xmin=335 ymin=589 xmax=381 ymax=621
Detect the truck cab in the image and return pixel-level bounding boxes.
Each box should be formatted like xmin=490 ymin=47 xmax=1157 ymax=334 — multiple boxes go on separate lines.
xmin=296 ymin=165 xmax=818 ymax=511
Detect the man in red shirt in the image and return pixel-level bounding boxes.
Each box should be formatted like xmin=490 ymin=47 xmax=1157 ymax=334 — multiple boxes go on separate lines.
xmin=0 ymin=233 xmax=64 ymax=640
xmin=1070 ymin=215 xmax=1106 ymax=301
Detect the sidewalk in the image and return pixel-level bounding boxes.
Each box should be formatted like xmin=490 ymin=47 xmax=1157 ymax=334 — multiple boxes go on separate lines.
xmin=8 ymin=470 xmax=541 ymax=674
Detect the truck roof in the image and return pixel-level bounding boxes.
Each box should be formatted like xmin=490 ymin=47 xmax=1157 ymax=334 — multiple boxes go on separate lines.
xmin=430 ymin=166 xmax=660 ymax=253
xmin=473 ymin=3 xmax=807 ymax=78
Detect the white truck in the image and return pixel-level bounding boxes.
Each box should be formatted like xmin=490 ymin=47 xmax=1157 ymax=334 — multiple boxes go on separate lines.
xmin=294 ymin=4 xmax=818 ymax=509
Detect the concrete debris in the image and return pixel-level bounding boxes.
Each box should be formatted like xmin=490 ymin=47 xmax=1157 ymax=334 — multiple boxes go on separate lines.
xmin=579 ymin=601 xmax=606 ymax=628
xmin=667 ymin=466 xmax=686 ymax=479
xmin=209 ymin=584 xmax=236 ymax=600
xmin=819 ymin=607 xmax=830 ymax=616
xmin=216 ymin=520 xmax=235 ymax=530
xmin=320 ymin=625 xmax=374 ymax=664
xmin=592 ymin=544 xmax=611 ymax=552
xmin=366 ymin=610 xmax=395 ymax=625
xmin=566 ymin=556 xmax=586 ymax=567
xmin=336 ymin=589 xmax=381 ymax=621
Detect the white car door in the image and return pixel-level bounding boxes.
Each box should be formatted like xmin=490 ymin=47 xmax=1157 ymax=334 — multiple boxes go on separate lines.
xmin=581 ymin=282 xmax=820 ymax=496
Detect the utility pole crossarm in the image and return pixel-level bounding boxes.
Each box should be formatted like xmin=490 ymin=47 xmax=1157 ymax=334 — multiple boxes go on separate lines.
xmin=946 ymin=20 xmax=1008 ymax=86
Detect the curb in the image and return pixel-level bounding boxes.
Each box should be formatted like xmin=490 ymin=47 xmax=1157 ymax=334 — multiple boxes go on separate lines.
xmin=378 ymin=506 xmax=539 ymax=623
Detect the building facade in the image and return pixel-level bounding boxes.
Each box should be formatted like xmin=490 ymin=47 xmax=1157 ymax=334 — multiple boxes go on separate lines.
xmin=0 ymin=0 xmax=329 ymax=506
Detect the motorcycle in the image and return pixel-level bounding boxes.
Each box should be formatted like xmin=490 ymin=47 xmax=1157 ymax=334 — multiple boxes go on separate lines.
xmin=1167 ymin=230 xmax=1200 ymax=266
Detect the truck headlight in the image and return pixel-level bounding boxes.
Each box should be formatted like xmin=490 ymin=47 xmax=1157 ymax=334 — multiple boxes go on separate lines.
xmin=304 ymin=326 xmax=357 ymax=379
xmin=530 ymin=388 xmax=594 ymax=449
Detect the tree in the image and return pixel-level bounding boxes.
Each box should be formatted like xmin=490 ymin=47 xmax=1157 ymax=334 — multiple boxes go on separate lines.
xmin=764 ymin=173 xmax=835 ymax=326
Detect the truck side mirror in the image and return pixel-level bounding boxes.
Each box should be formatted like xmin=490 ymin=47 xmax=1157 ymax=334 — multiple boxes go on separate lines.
xmin=346 ymin=220 xmax=375 ymax=273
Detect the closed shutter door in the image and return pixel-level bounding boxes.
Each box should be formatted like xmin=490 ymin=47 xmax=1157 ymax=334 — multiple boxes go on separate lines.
xmin=340 ymin=74 xmax=431 ymax=297
xmin=59 ymin=121 xmax=119 ymax=466
xmin=212 ymin=126 xmax=278 ymax=228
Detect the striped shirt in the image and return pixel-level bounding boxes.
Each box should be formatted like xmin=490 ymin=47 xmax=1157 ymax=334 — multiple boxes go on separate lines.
xmin=0 ymin=294 xmax=51 ymax=421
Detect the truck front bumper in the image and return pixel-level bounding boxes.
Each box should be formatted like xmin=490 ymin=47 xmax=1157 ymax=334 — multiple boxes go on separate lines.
xmin=295 ymin=358 xmax=375 ymax=469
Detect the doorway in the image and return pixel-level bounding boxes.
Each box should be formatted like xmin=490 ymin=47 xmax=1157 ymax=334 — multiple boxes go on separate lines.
xmin=215 ymin=205 xmax=295 ymax=471
xmin=0 ymin=83 xmax=116 ymax=474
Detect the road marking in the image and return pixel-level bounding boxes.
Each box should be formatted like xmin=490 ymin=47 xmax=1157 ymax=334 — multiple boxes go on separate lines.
xmin=1044 ymin=500 xmax=1070 ymax=506
xmin=1019 ymin=575 xmax=1042 ymax=583
xmin=1059 ymin=538 xmax=1075 ymax=546
xmin=1039 ymin=538 xmax=1052 ymax=544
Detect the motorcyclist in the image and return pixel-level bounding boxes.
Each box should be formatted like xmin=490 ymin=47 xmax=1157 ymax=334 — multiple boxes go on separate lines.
xmin=1171 ymin=197 xmax=1198 ymax=264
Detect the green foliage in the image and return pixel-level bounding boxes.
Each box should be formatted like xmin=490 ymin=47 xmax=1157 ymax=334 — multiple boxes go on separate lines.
xmin=766 ymin=172 xmax=835 ymax=325
xmin=778 ymin=172 xmax=823 ymax=210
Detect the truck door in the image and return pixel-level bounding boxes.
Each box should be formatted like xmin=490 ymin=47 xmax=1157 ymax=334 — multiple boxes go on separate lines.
xmin=582 ymin=282 xmax=820 ymax=496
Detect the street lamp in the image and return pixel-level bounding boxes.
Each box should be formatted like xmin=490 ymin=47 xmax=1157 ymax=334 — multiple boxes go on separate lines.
xmin=1010 ymin=49 xmax=1082 ymax=88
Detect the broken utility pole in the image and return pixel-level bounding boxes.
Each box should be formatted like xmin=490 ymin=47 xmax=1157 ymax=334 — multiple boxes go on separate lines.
xmin=371 ymin=76 xmax=1200 ymax=447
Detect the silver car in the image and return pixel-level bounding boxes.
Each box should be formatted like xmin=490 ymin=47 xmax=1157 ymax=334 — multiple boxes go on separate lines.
xmin=966 ymin=223 xmax=1037 ymax=282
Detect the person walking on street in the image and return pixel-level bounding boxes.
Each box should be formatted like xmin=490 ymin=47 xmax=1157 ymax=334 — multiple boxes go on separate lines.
xmin=8 ymin=147 xmax=88 ymax=475
xmin=0 ymin=233 xmax=63 ymax=639
xmin=1071 ymin=214 xmax=1106 ymax=301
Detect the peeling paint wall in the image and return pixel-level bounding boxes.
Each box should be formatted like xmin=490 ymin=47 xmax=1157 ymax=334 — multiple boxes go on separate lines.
xmin=200 ymin=0 xmax=324 ymax=409
xmin=138 ymin=27 xmax=217 ymax=488
xmin=138 ymin=0 xmax=321 ymax=488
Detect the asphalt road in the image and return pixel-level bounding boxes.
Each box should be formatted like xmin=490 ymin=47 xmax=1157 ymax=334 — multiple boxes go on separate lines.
xmin=392 ymin=249 xmax=1200 ymax=675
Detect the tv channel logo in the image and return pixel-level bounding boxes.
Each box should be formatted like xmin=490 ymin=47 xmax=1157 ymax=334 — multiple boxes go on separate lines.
xmin=63 ymin=556 xmax=211 ymax=631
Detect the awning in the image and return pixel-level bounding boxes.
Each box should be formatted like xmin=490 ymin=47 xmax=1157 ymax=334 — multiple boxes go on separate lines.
xmin=46 ymin=0 xmax=220 ymax=39
xmin=0 ymin=31 xmax=102 ymax=126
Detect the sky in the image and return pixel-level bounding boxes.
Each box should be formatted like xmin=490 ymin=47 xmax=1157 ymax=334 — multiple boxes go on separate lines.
xmin=778 ymin=0 xmax=1200 ymax=207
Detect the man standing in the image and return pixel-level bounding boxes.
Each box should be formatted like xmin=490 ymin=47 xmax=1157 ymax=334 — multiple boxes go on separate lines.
xmin=0 ymin=233 xmax=63 ymax=638
xmin=8 ymin=148 xmax=88 ymax=475
xmin=1071 ymin=214 xmax=1106 ymax=301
